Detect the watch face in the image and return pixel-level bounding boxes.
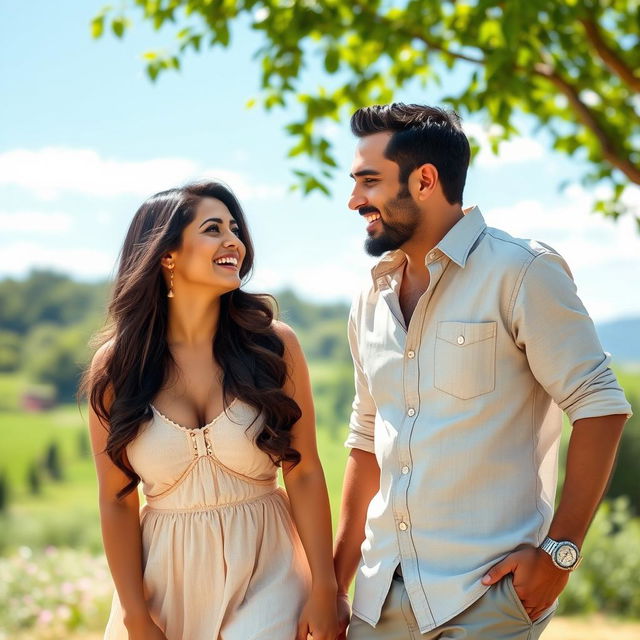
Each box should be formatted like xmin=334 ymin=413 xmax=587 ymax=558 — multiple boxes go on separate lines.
xmin=555 ymin=543 xmax=578 ymax=568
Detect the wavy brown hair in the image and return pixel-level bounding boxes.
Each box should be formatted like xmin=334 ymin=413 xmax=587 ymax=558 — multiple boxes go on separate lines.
xmin=82 ymin=182 xmax=301 ymax=499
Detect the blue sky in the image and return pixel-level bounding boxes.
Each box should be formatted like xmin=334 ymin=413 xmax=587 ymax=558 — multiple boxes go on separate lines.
xmin=1 ymin=0 xmax=639 ymax=322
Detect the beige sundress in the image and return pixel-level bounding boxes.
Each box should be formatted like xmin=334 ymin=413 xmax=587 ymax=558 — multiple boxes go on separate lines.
xmin=103 ymin=399 xmax=310 ymax=640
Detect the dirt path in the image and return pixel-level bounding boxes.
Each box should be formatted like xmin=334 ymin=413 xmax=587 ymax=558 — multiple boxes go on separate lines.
xmin=545 ymin=615 xmax=640 ymax=639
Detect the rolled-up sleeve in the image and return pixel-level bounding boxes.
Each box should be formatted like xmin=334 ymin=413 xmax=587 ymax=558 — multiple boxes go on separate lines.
xmin=344 ymin=307 xmax=377 ymax=453
xmin=511 ymin=250 xmax=632 ymax=424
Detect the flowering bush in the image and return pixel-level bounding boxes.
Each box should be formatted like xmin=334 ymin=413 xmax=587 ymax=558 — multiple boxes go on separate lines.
xmin=0 ymin=546 xmax=112 ymax=639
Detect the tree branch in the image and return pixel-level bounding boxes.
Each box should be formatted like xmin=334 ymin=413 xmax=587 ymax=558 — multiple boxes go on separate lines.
xmin=534 ymin=62 xmax=640 ymax=184
xmin=340 ymin=3 xmax=640 ymax=185
xmin=580 ymin=18 xmax=640 ymax=93
xmin=351 ymin=1 xmax=487 ymax=66
xmin=409 ymin=33 xmax=486 ymax=66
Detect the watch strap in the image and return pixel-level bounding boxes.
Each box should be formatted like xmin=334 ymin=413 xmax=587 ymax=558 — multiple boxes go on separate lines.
xmin=539 ymin=536 xmax=582 ymax=571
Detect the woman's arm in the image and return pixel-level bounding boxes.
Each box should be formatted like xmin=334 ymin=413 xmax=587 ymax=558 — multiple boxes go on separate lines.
xmin=276 ymin=322 xmax=339 ymax=640
xmin=87 ymin=346 xmax=166 ymax=639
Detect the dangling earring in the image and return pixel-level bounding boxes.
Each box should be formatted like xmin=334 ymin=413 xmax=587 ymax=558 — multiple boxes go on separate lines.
xmin=167 ymin=264 xmax=175 ymax=298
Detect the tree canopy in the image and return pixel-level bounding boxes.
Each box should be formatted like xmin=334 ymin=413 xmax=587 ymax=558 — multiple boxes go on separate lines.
xmin=93 ymin=0 xmax=640 ymax=224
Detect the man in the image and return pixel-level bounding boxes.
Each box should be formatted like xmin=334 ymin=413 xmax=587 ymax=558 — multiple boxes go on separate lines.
xmin=333 ymin=103 xmax=632 ymax=640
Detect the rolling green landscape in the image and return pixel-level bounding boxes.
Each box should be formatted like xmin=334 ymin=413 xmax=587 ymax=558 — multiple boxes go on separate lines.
xmin=1 ymin=271 xmax=639 ymax=639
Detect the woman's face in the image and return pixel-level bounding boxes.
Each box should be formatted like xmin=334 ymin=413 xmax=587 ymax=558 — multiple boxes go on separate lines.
xmin=168 ymin=197 xmax=246 ymax=296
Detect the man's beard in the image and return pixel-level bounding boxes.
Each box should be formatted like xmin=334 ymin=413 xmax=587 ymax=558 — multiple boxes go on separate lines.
xmin=364 ymin=189 xmax=421 ymax=257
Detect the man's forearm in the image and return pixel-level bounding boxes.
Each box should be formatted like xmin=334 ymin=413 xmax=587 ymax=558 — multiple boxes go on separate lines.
xmin=333 ymin=448 xmax=380 ymax=594
xmin=548 ymin=413 xmax=627 ymax=547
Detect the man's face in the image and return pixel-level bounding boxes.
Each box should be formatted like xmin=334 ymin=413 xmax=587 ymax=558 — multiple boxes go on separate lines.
xmin=349 ymin=132 xmax=421 ymax=256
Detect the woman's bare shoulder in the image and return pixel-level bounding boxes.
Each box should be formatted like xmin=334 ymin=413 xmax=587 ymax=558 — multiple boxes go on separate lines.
xmin=90 ymin=338 xmax=115 ymax=372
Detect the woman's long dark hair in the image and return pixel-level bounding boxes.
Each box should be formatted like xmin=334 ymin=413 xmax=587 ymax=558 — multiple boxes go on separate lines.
xmin=81 ymin=182 xmax=301 ymax=499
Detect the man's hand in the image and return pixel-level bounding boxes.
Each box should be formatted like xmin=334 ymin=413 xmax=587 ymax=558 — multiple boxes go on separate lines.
xmin=481 ymin=546 xmax=569 ymax=621
xmin=336 ymin=591 xmax=351 ymax=640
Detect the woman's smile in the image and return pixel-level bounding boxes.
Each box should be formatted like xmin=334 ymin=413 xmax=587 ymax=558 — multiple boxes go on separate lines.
xmin=212 ymin=254 xmax=240 ymax=271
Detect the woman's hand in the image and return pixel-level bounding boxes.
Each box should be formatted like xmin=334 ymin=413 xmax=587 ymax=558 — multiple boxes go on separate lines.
xmin=125 ymin=614 xmax=169 ymax=640
xmin=336 ymin=591 xmax=351 ymax=640
xmin=296 ymin=583 xmax=340 ymax=640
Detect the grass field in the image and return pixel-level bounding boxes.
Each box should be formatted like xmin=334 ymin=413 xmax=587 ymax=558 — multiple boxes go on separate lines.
xmin=0 ymin=369 xmax=638 ymax=639
xmin=0 ymin=365 xmax=350 ymax=555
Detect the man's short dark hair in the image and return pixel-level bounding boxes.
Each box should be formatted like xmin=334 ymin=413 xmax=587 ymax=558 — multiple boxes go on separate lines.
xmin=350 ymin=103 xmax=470 ymax=204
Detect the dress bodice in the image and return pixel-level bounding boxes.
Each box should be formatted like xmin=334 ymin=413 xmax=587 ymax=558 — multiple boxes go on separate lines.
xmin=126 ymin=400 xmax=279 ymax=511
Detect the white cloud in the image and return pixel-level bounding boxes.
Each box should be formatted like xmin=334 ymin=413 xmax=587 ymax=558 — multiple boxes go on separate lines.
xmin=0 ymin=147 xmax=285 ymax=201
xmin=0 ymin=211 xmax=72 ymax=233
xmin=199 ymin=169 xmax=286 ymax=201
xmin=1 ymin=242 xmax=114 ymax=279
xmin=465 ymin=123 xmax=545 ymax=167
xmin=483 ymin=185 xmax=640 ymax=321
xmin=483 ymin=185 xmax=639 ymax=267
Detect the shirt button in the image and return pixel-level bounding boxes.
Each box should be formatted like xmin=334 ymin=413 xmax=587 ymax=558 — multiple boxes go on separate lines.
xmin=457 ymin=335 xmax=465 ymax=345
xmin=407 ymin=408 xmax=415 ymax=417
xmin=407 ymin=350 xmax=415 ymax=359
xmin=399 ymin=521 xmax=408 ymax=531
xmin=401 ymin=465 xmax=410 ymax=474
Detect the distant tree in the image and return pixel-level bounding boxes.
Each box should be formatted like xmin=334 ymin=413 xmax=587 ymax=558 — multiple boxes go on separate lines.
xmin=0 ymin=331 xmax=20 ymax=372
xmin=93 ymin=0 xmax=639 ymax=224
xmin=276 ymin=289 xmax=349 ymax=331
xmin=23 ymin=324 xmax=91 ymax=402
xmin=303 ymin=319 xmax=351 ymax=362
xmin=0 ymin=469 xmax=9 ymax=512
xmin=606 ymin=393 xmax=640 ymax=513
xmin=26 ymin=461 xmax=42 ymax=495
xmin=44 ymin=442 xmax=64 ymax=482
xmin=0 ymin=270 xmax=109 ymax=335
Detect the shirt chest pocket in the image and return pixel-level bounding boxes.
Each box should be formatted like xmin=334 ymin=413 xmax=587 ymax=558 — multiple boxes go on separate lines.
xmin=434 ymin=321 xmax=497 ymax=400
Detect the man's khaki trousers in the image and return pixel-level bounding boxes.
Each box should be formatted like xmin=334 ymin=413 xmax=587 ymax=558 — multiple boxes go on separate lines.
xmin=347 ymin=575 xmax=557 ymax=640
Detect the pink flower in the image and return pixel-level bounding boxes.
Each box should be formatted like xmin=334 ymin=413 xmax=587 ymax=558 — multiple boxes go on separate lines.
xmin=37 ymin=609 xmax=53 ymax=625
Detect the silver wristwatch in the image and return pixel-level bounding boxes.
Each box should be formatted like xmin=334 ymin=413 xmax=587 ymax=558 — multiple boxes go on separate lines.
xmin=539 ymin=536 xmax=582 ymax=571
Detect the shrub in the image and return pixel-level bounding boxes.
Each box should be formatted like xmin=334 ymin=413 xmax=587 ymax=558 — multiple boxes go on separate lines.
xmin=559 ymin=498 xmax=640 ymax=617
xmin=606 ymin=392 xmax=640 ymax=513
xmin=0 ymin=546 xmax=112 ymax=638
xmin=0 ymin=507 xmax=103 ymax=556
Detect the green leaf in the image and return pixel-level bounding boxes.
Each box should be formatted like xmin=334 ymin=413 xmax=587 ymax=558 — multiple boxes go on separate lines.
xmin=111 ymin=17 xmax=126 ymax=39
xmin=324 ymin=48 xmax=340 ymax=73
xmin=146 ymin=63 xmax=160 ymax=82
xmin=89 ymin=0 xmax=640 ymax=225
xmin=90 ymin=16 xmax=104 ymax=39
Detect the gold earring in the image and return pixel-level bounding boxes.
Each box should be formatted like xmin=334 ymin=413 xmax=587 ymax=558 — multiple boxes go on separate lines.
xmin=167 ymin=265 xmax=175 ymax=298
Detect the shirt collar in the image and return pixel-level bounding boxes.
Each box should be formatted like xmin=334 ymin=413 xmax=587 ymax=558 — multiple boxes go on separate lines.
xmin=370 ymin=206 xmax=486 ymax=288
xmin=437 ymin=205 xmax=486 ymax=268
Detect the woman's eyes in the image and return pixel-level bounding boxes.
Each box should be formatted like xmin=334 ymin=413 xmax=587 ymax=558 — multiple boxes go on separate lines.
xmin=204 ymin=224 xmax=241 ymax=238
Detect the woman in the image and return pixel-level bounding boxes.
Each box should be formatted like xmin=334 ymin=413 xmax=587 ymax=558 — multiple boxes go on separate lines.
xmin=83 ymin=182 xmax=339 ymax=640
